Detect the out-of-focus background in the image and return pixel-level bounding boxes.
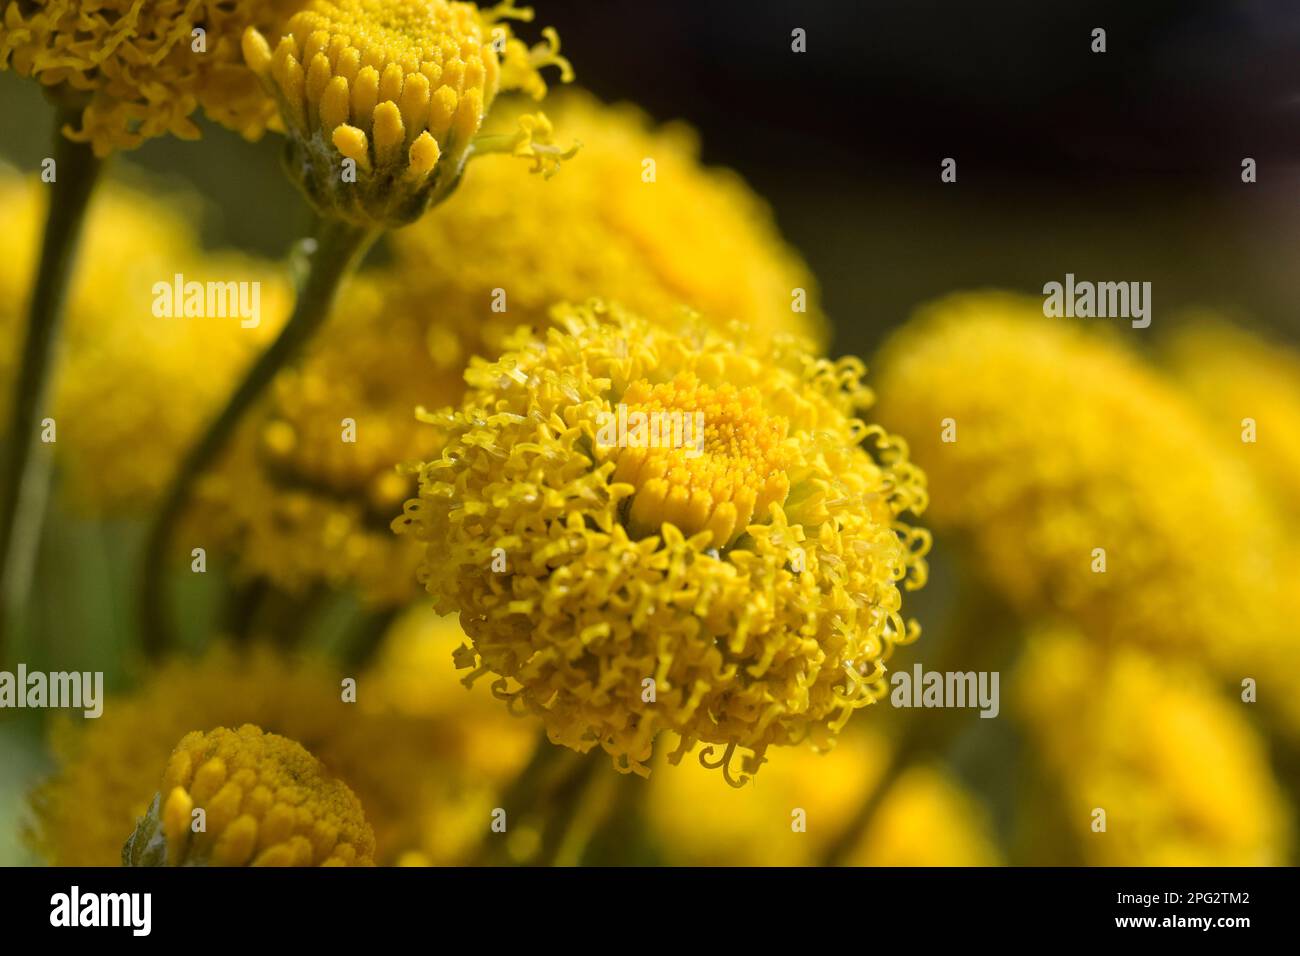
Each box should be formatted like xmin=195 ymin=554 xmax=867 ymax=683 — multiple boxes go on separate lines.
xmin=2 ymin=0 xmax=1299 ymax=867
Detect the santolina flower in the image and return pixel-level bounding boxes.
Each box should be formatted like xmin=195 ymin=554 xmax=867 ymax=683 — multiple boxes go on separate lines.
xmin=28 ymin=614 xmax=537 ymax=866
xmin=180 ymin=276 xmax=451 ymax=604
xmin=391 ymin=90 xmax=828 ymax=358
xmin=1161 ymin=319 xmax=1300 ymax=738
xmin=1014 ymin=629 xmax=1290 ymax=866
xmin=241 ymin=0 xmax=573 ymax=225
xmin=1162 ymin=318 xmax=1300 ymax=523
xmin=0 ymin=0 xmax=300 ymax=155
xmin=872 ymin=292 xmax=1280 ymax=669
xmin=394 ymin=301 xmax=929 ymax=782
xmin=122 ymin=725 xmax=375 ymax=866
xmin=646 ymin=729 xmax=998 ymax=866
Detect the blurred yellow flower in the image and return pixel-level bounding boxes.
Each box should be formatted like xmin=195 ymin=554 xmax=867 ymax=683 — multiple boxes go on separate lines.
xmin=647 ymin=729 xmax=999 ymax=866
xmin=1161 ymin=318 xmax=1300 ymax=738
xmin=395 ymin=301 xmax=929 ymax=782
xmin=242 ymin=0 xmax=572 ymax=225
xmin=28 ymin=610 xmax=536 ymax=866
xmin=123 ymin=725 xmax=375 ymax=866
xmin=181 ymin=276 xmax=452 ymax=604
xmin=0 ymin=170 xmax=291 ymax=512
xmin=1015 ymin=629 xmax=1291 ymax=866
xmin=390 ymin=90 xmax=828 ymax=355
xmin=0 ymin=0 xmax=302 ymax=155
xmin=1163 ymin=318 xmax=1300 ymax=523
xmin=873 ymin=292 xmax=1281 ymax=669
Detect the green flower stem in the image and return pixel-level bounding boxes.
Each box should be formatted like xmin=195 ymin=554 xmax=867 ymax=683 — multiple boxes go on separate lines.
xmin=139 ymin=218 xmax=378 ymax=658
xmin=0 ymin=108 xmax=104 ymax=661
xmin=820 ymin=714 xmax=929 ymax=867
xmin=820 ymin=582 xmax=1020 ymax=866
xmin=341 ymin=605 xmax=400 ymax=671
xmin=473 ymin=737 xmax=604 ymax=866
xmin=547 ymin=760 xmax=618 ymax=867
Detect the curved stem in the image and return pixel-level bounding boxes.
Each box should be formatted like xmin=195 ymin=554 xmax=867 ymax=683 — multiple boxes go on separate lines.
xmin=138 ymin=218 xmax=378 ymax=658
xmin=473 ymin=737 xmax=604 ymax=866
xmin=820 ymin=582 xmax=1020 ymax=866
xmin=821 ymin=717 xmax=928 ymax=866
xmin=0 ymin=108 xmax=104 ymax=661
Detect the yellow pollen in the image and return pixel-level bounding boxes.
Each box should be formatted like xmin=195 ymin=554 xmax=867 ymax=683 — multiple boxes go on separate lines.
xmin=605 ymin=374 xmax=792 ymax=545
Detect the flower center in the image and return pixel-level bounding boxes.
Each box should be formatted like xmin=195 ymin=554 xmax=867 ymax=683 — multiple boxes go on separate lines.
xmin=601 ymin=374 xmax=792 ymax=545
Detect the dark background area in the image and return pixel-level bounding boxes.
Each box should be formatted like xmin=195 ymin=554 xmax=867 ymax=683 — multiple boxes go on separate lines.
xmin=3 ymin=0 xmax=1298 ymax=353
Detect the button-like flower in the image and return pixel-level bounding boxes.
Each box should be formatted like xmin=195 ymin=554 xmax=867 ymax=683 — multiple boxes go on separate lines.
xmin=1163 ymin=319 xmax=1300 ymax=523
xmin=0 ymin=0 xmax=300 ymax=155
xmin=872 ymin=292 xmax=1280 ymax=668
xmin=394 ymin=301 xmax=930 ymax=783
xmin=1014 ymin=629 xmax=1290 ymax=865
xmin=180 ymin=275 xmax=452 ymax=605
xmin=28 ymin=615 xmax=537 ymax=866
xmin=241 ymin=0 xmax=572 ymax=225
xmin=1161 ymin=319 xmax=1300 ymax=739
xmin=390 ymin=90 xmax=829 ymax=360
xmin=122 ymin=725 xmax=375 ymax=866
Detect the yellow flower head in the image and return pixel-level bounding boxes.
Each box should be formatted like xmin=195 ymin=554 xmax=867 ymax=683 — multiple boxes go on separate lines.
xmin=0 ymin=0 xmax=300 ymax=155
xmin=1161 ymin=319 xmax=1300 ymax=738
xmin=646 ymin=730 xmax=999 ymax=866
xmin=1015 ymin=630 xmax=1291 ymax=866
xmin=872 ymin=292 xmax=1280 ymax=666
xmin=122 ymin=725 xmax=375 ymax=866
xmin=391 ymin=90 xmax=828 ymax=357
xmin=241 ymin=0 xmax=572 ymax=225
xmin=181 ymin=275 xmax=450 ymax=604
xmin=28 ymin=616 xmax=536 ymax=866
xmin=1162 ymin=318 xmax=1300 ymax=523
xmin=394 ymin=301 xmax=929 ymax=782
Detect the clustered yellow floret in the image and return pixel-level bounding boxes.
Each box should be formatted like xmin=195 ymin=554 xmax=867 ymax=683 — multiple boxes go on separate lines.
xmin=872 ymin=292 xmax=1281 ymax=672
xmin=390 ymin=90 xmax=828 ymax=358
xmin=28 ymin=616 xmax=537 ymax=867
xmin=241 ymin=0 xmax=572 ymax=224
xmin=1159 ymin=319 xmax=1300 ymax=738
xmin=395 ymin=300 xmax=929 ymax=783
xmin=0 ymin=0 xmax=302 ymax=155
xmin=1162 ymin=318 xmax=1300 ymax=523
xmin=123 ymin=724 xmax=375 ymax=866
xmin=1014 ymin=629 xmax=1291 ymax=866
xmin=181 ymin=277 xmax=455 ymax=604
